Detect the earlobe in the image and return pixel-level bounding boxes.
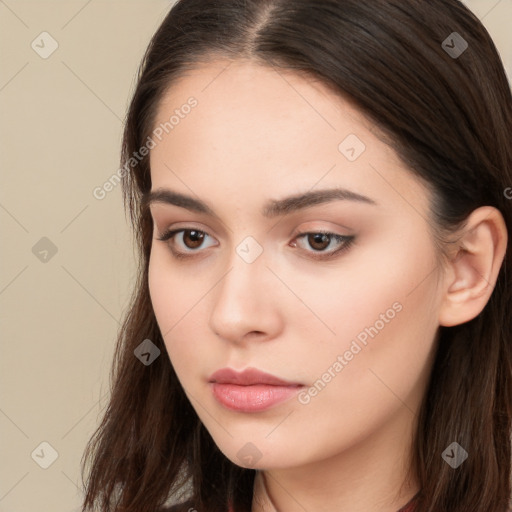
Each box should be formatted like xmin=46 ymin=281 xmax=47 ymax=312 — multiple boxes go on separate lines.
xmin=438 ymin=206 xmax=508 ymax=327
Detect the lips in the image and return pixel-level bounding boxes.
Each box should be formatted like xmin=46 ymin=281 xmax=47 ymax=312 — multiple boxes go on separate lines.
xmin=208 ymin=367 xmax=304 ymax=412
xmin=209 ymin=367 xmax=302 ymax=387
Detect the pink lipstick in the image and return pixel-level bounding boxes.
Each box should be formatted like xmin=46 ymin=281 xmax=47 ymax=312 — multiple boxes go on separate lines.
xmin=208 ymin=367 xmax=303 ymax=412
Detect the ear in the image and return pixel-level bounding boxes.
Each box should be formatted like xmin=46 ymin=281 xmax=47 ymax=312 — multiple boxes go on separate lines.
xmin=438 ymin=206 xmax=508 ymax=327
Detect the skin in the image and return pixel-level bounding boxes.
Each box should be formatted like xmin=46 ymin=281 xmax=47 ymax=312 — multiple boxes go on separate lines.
xmin=146 ymin=60 xmax=507 ymax=512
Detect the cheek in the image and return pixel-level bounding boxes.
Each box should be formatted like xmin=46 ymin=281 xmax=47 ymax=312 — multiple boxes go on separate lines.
xmin=148 ymin=246 xmax=204 ymax=328
xmin=148 ymin=247 xmax=217 ymax=382
xmin=291 ymin=296 xmax=438 ymax=459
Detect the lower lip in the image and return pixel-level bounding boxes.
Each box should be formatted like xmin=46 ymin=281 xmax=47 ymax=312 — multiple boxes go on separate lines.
xmin=210 ymin=383 xmax=303 ymax=412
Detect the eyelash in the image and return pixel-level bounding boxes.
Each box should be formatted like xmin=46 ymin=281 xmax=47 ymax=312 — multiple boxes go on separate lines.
xmin=156 ymin=228 xmax=355 ymax=261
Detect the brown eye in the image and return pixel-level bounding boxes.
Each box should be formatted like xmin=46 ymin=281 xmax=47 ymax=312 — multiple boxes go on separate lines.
xmin=156 ymin=228 xmax=216 ymax=258
xmin=307 ymin=233 xmax=331 ymax=251
xmin=182 ymin=230 xmax=205 ymax=249
xmin=292 ymin=231 xmax=355 ymax=260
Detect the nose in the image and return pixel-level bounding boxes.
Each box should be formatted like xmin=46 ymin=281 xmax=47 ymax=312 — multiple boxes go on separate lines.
xmin=208 ymin=248 xmax=283 ymax=344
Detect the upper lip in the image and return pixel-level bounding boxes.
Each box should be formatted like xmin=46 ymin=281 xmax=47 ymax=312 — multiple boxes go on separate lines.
xmin=209 ymin=367 xmax=302 ymax=386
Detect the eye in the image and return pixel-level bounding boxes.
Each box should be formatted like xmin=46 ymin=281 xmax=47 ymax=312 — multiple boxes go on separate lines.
xmin=156 ymin=228 xmax=216 ymax=258
xmin=156 ymin=227 xmax=355 ymax=261
xmin=291 ymin=231 xmax=355 ymax=260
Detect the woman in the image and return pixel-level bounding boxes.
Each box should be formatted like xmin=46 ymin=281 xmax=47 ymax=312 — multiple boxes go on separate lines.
xmin=80 ymin=1 xmax=512 ymax=511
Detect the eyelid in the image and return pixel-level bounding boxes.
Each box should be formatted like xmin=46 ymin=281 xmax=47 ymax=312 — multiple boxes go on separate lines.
xmin=289 ymin=221 xmax=354 ymax=238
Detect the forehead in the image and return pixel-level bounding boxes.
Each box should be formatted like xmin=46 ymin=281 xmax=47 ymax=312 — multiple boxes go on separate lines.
xmin=148 ymin=59 xmax=430 ymax=216
xmin=151 ymin=58 xmax=372 ymax=152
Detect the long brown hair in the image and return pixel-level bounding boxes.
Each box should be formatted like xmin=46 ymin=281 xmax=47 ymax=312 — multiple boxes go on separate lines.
xmin=80 ymin=1 xmax=512 ymax=511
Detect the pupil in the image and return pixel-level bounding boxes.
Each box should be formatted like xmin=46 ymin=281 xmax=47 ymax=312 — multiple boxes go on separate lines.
xmin=309 ymin=233 xmax=329 ymax=250
xmin=185 ymin=230 xmax=204 ymax=248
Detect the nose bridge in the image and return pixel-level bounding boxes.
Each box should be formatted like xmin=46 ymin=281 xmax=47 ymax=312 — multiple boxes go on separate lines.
xmin=208 ymin=241 xmax=280 ymax=341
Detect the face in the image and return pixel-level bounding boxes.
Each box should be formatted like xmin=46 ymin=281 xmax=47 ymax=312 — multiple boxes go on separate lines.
xmin=147 ymin=59 xmax=443 ymax=472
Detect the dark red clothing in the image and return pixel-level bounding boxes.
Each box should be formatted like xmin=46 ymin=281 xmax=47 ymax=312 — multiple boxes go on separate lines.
xmin=398 ymin=497 xmax=417 ymax=512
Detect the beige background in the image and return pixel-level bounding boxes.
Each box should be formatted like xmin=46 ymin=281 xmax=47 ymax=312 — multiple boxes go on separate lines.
xmin=0 ymin=1 xmax=510 ymax=511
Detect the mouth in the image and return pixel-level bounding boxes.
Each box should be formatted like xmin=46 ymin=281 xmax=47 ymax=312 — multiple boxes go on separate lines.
xmin=208 ymin=367 xmax=304 ymax=412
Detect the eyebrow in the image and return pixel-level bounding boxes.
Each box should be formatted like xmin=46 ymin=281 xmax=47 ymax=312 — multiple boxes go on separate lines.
xmin=142 ymin=187 xmax=377 ymax=218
